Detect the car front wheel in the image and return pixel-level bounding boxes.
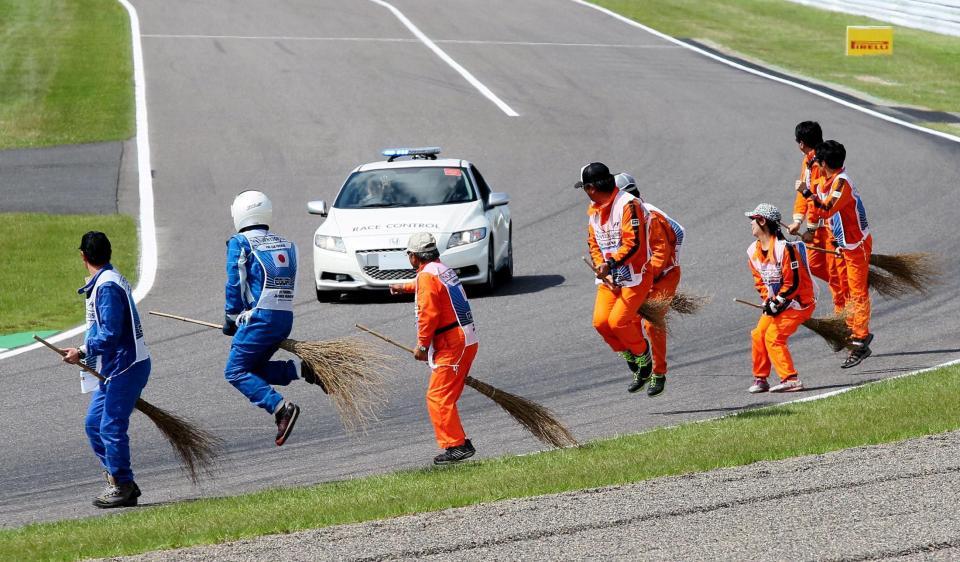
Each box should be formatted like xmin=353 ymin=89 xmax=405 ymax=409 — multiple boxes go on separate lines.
xmin=482 ymin=239 xmax=498 ymax=294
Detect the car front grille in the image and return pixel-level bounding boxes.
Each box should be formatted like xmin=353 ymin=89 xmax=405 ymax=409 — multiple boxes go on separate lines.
xmin=362 ymin=266 xmax=417 ymax=280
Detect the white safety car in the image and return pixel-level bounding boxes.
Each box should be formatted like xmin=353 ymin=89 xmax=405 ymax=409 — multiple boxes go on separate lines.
xmin=307 ymin=147 xmax=513 ymax=299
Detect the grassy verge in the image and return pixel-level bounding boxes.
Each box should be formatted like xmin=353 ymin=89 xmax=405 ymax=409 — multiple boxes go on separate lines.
xmin=0 ymin=214 xmax=138 ymax=335
xmin=3 ymin=364 xmax=958 ymax=561
xmin=0 ymin=0 xmax=133 ymax=149
xmin=595 ymin=0 xmax=960 ymax=131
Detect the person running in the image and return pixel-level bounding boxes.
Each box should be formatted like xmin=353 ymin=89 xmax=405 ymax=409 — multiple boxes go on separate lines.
xmin=803 ymin=141 xmax=874 ymax=368
xmin=223 ymin=190 xmax=317 ymax=447
xmin=786 ymin=121 xmax=848 ymax=314
xmin=390 ymin=232 xmax=479 ymax=465
xmin=62 ymin=231 xmax=151 ymax=508
xmin=744 ymin=204 xmax=817 ymax=393
xmin=578 ymin=162 xmax=655 ymax=394
xmin=614 ymin=173 xmax=686 ymax=397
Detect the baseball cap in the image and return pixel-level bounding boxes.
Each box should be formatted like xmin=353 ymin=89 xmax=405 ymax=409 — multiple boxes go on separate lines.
xmin=574 ymin=162 xmax=613 ymax=189
xmin=744 ymin=203 xmax=781 ymax=224
xmin=406 ymin=232 xmax=438 ymax=253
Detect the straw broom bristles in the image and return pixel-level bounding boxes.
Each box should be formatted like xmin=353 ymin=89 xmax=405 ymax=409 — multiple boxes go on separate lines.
xmin=732 ymin=300 xmax=851 ymax=352
xmin=355 ymin=324 xmax=579 ymax=449
xmin=668 ymin=290 xmax=711 ymax=315
xmin=279 ymin=337 xmax=392 ymax=433
xmin=464 ymin=376 xmax=578 ymax=449
xmin=869 ymin=252 xmax=941 ymax=297
xmin=33 ymin=335 xmax=223 ymax=484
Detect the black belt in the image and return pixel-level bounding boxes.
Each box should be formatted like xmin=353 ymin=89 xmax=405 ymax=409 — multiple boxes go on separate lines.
xmin=434 ymin=321 xmax=459 ymax=336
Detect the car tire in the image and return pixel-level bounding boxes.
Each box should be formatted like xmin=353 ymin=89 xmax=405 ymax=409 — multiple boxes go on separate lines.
xmin=482 ymin=239 xmax=498 ymax=294
xmin=497 ymin=226 xmax=513 ymax=283
xmin=316 ymin=288 xmax=340 ymax=302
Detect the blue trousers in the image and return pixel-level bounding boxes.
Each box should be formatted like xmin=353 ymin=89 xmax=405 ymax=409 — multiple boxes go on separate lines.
xmin=224 ymin=336 xmax=298 ymax=414
xmin=85 ymin=358 xmax=150 ymax=484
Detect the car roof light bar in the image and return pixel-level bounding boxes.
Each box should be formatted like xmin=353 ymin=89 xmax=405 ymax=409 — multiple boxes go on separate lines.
xmin=382 ymin=146 xmax=442 ymax=162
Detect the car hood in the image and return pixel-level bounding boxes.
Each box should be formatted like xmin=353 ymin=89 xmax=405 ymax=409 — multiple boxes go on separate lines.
xmin=322 ymin=203 xmax=483 ymax=249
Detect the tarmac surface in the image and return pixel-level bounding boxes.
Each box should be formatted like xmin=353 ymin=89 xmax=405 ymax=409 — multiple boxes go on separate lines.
xmin=112 ymin=430 xmax=960 ymax=561
xmin=1 ymin=0 xmax=959 ymax=532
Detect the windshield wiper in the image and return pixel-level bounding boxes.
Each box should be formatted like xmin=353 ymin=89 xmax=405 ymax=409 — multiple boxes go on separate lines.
xmin=360 ymin=202 xmax=404 ymax=208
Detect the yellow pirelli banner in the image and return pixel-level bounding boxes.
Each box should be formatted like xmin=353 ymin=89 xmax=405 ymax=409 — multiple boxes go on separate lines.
xmin=846 ymin=26 xmax=893 ymax=56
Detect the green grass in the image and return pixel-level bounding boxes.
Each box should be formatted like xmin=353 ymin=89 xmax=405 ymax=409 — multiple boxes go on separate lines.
xmin=0 ymin=213 xmax=138 ymax=335
xmin=596 ymin=0 xmax=960 ymax=115
xmin=0 ymin=0 xmax=133 ymax=149
xmin=3 ymin=364 xmax=958 ymax=561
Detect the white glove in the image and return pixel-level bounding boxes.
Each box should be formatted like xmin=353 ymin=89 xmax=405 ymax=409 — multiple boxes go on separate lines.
xmin=236 ymin=309 xmax=253 ymax=326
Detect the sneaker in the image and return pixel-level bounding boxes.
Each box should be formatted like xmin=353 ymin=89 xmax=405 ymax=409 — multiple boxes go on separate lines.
xmin=842 ymin=335 xmax=873 ymax=369
xmin=300 ymin=360 xmax=328 ymax=394
xmin=770 ymin=377 xmax=804 ymax=392
xmin=624 ymin=344 xmax=653 ymax=393
xmin=274 ymin=402 xmax=300 ymax=446
xmin=748 ymin=378 xmax=770 ymax=393
xmin=647 ymin=375 xmax=666 ymax=397
xmin=433 ymin=439 xmax=476 ymax=465
xmin=93 ymin=476 xmax=141 ymax=509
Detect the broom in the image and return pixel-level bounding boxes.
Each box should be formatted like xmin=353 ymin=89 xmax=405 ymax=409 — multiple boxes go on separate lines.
xmin=33 ymin=335 xmax=222 ymax=483
xmin=581 ymin=256 xmax=667 ymax=330
xmin=804 ymin=245 xmax=941 ymax=298
xmin=733 ymin=299 xmax=851 ymax=352
xmin=355 ymin=324 xmax=578 ymax=449
xmin=149 ymin=311 xmax=392 ymax=434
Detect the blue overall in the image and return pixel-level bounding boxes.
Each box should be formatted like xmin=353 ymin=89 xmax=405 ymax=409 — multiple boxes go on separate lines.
xmin=79 ymin=265 xmax=150 ymax=484
xmin=224 ymin=229 xmax=299 ymax=414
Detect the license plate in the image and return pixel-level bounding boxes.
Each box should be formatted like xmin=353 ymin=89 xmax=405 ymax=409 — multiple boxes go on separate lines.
xmin=378 ymin=252 xmax=409 ymax=270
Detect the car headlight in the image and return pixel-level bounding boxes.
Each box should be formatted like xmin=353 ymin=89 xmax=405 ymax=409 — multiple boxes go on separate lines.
xmin=314 ymin=234 xmax=346 ymax=253
xmin=446 ymin=227 xmax=487 ymax=249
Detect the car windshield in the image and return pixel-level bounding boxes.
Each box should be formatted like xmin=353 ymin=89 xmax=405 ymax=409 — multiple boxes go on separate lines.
xmin=334 ymin=167 xmax=476 ymax=209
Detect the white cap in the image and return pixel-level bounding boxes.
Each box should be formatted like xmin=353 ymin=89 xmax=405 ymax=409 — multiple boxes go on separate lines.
xmin=406 ymin=232 xmax=437 ymax=253
xmin=231 ymin=190 xmax=273 ymax=231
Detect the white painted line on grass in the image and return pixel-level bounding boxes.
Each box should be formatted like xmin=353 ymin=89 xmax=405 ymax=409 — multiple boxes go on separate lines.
xmin=367 ymin=0 xmax=520 ymax=117
xmin=570 ymin=0 xmax=960 ymax=144
xmin=0 ymin=0 xmax=157 ymax=361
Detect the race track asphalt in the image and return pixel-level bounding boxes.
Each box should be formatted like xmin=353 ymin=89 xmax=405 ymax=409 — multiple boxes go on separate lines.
xmin=1 ymin=0 xmax=958 ymax=528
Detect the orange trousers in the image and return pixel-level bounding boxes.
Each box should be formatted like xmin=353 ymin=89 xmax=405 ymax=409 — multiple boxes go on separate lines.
xmin=593 ymin=280 xmax=651 ymax=356
xmin=751 ymin=306 xmax=814 ymax=381
xmin=426 ymin=336 xmax=477 ymax=449
xmin=806 ymin=227 xmax=848 ymax=314
xmin=641 ymin=267 xmax=680 ymax=375
xmin=841 ymin=235 xmax=872 ymax=340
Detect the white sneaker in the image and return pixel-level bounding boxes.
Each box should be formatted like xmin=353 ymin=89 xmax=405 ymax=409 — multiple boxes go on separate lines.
xmin=770 ymin=378 xmax=803 ymax=392
xmin=748 ymin=378 xmax=770 ymax=393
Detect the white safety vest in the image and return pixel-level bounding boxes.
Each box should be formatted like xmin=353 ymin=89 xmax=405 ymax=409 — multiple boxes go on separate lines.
xmin=588 ymin=190 xmax=648 ymax=288
xmin=746 ymin=239 xmax=816 ymax=311
xmin=81 ymin=269 xmax=149 ymax=392
xmin=414 ymin=261 xmax=478 ymax=368
xmin=237 ymin=231 xmax=297 ymax=312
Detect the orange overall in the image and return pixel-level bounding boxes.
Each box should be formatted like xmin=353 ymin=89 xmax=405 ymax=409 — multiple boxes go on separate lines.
xmin=793 ymin=152 xmax=848 ymax=313
xmin=642 ymin=206 xmax=683 ymax=375
xmin=588 ymin=190 xmax=653 ymax=356
xmin=748 ymin=240 xmax=816 ymax=381
xmin=809 ymin=169 xmax=872 ymax=340
xmin=404 ymin=261 xmax=478 ymax=449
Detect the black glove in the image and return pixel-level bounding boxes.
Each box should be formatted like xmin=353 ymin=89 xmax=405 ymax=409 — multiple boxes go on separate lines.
xmin=763 ymin=296 xmax=790 ymax=317
xmin=222 ymin=314 xmax=238 ymax=336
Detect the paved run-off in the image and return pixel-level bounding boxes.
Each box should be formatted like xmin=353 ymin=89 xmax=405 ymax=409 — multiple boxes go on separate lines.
xmin=113 ymin=430 xmax=960 ymax=561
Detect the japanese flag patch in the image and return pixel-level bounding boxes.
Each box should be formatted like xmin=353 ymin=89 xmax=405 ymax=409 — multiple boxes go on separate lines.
xmin=272 ymin=250 xmax=290 ymax=268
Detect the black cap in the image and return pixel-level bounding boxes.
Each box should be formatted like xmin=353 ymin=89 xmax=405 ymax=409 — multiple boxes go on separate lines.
xmin=79 ymin=231 xmax=112 ymax=266
xmin=575 ymin=162 xmax=614 ymax=190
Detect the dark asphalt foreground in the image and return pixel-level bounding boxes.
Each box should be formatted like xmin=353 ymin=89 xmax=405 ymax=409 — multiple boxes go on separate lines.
xmin=1 ymin=0 xmax=959 ymax=532
xmin=110 ymin=430 xmax=960 ymax=561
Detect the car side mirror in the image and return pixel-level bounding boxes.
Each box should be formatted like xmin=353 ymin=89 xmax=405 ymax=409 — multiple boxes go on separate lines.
xmin=307 ymin=200 xmax=328 ymax=217
xmin=487 ymin=192 xmax=509 ymax=209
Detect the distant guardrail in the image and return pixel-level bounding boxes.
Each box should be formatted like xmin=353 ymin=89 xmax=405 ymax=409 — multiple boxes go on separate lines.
xmin=786 ymin=0 xmax=960 ymax=36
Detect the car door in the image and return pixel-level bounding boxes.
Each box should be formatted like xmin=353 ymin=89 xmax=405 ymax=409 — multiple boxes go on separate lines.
xmin=469 ymin=164 xmax=509 ymax=269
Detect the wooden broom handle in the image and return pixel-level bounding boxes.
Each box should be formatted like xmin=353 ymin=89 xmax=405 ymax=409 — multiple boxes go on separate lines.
xmin=355 ymin=324 xmax=415 ymax=354
xmin=149 ymin=311 xmax=223 ymax=330
xmin=33 ymin=335 xmax=106 ymax=382
xmin=581 ymin=256 xmax=619 ymax=291
xmin=733 ymin=298 xmax=764 ymax=310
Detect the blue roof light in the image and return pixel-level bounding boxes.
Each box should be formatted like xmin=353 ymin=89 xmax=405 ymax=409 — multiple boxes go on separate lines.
xmin=381 ymin=146 xmax=442 ymax=158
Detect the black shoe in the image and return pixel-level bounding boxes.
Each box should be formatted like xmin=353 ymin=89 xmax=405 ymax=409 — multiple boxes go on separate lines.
xmin=274 ymin=402 xmax=300 ymax=446
xmin=842 ymin=336 xmax=873 ymax=369
xmin=433 ymin=439 xmax=476 ymax=465
xmin=647 ymin=375 xmax=666 ymax=397
xmin=93 ymin=478 xmax=140 ymax=509
xmin=301 ymin=360 xmax=328 ymax=394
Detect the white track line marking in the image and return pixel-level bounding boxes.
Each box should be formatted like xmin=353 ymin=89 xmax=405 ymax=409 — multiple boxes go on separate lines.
xmin=0 ymin=0 xmax=157 ymax=361
xmin=571 ymin=0 xmax=960 ymax=144
xmin=367 ymin=0 xmax=519 ymax=117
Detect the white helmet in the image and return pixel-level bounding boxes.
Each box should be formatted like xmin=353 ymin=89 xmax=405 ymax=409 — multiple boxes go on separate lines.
xmin=615 ymin=173 xmax=639 ymax=197
xmin=231 ymin=190 xmax=273 ymax=231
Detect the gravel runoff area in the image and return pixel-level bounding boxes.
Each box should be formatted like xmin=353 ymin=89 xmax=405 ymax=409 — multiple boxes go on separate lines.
xmin=112 ymin=430 xmax=960 ymax=562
